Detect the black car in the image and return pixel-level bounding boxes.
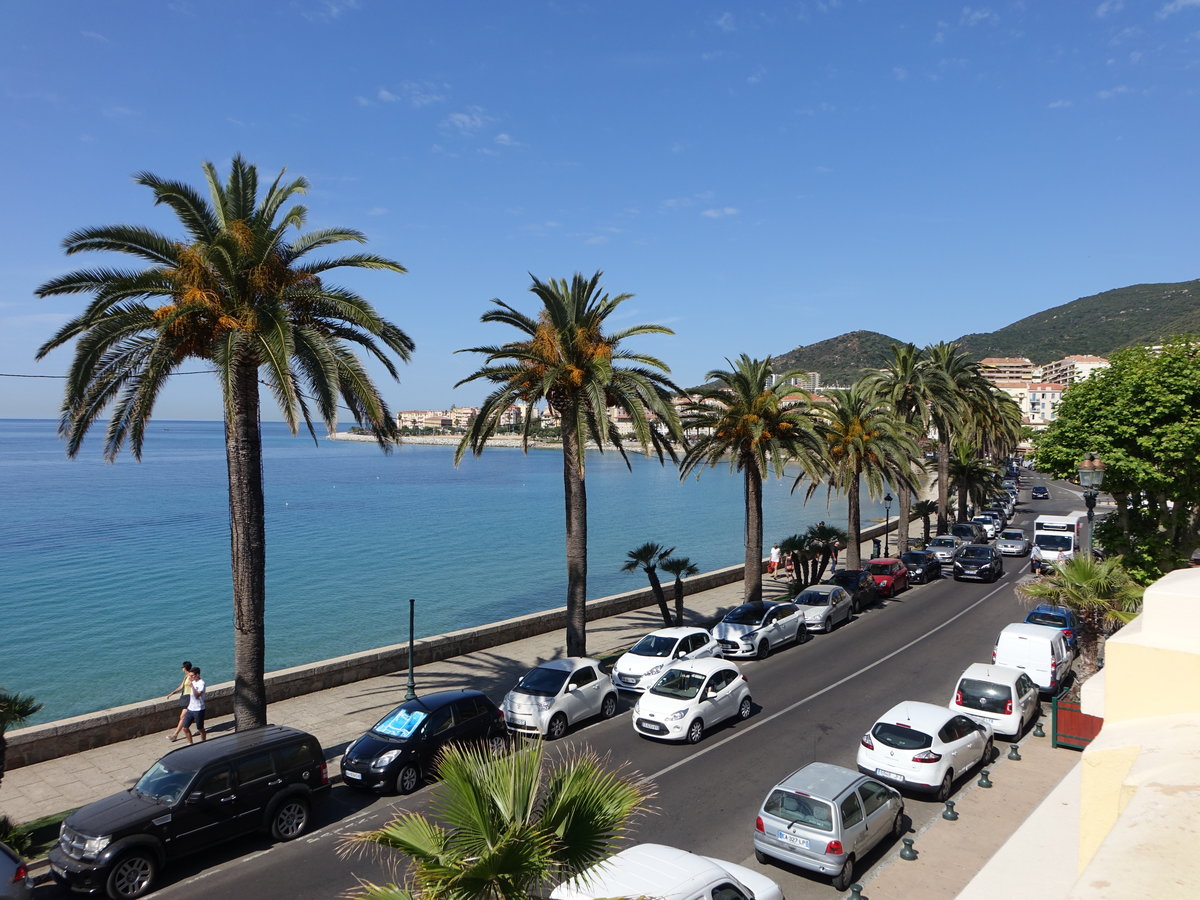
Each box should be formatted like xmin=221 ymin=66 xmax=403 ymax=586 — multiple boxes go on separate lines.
xmin=341 ymin=690 xmax=506 ymax=794
xmin=900 ymin=550 xmax=941 ymax=584
xmin=821 ymin=568 xmax=880 ymax=613
xmin=1031 ymin=485 xmax=1050 ymax=499
xmin=952 ymin=544 xmax=1004 ymax=582
xmin=49 ymin=726 xmax=328 ymax=900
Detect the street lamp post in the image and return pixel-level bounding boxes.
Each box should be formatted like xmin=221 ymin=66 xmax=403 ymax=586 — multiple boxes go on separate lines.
xmin=883 ymin=492 xmax=894 ymax=557
xmin=405 ymin=597 xmax=418 ymax=700
xmin=1077 ymin=453 xmax=1105 ymax=559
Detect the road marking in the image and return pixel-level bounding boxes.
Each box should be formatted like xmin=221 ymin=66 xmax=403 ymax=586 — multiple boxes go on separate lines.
xmin=645 ymin=576 xmax=1013 ymax=784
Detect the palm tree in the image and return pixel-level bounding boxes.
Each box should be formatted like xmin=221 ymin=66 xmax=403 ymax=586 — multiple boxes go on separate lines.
xmin=947 ymin=441 xmax=1004 ymax=523
xmin=0 ymin=687 xmax=42 ymax=791
xmin=680 ymin=355 xmax=824 ymax=605
xmin=861 ymin=344 xmax=951 ymax=555
xmin=660 ymin=556 xmax=700 ymax=625
xmin=925 ymin=342 xmax=992 ymax=534
xmin=35 ymin=157 xmax=412 ymax=729
xmin=1018 ymin=555 xmax=1143 ymax=678
xmin=912 ymin=499 xmax=939 ymax=543
xmin=622 ymin=541 xmax=675 ymax=626
xmin=342 ymin=739 xmax=653 ymax=900
xmin=456 ymin=272 xmax=681 ymax=657
xmin=808 ymin=383 xmax=922 ymax=571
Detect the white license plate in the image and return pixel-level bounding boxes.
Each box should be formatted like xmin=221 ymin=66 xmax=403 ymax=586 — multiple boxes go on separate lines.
xmin=344 ymin=770 xmax=362 ymax=780
xmin=776 ymin=831 xmax=810 ymax=849
xmin=876 ymin=768 xmax=905 ymax=782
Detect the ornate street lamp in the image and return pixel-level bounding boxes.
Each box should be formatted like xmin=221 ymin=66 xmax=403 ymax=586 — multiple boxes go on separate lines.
xmin=405 ymin=597 xmax=418 ymax=700
xmin=1077 ymin=453 xmax=1105 ymax=559
xmin=883 ymin=492 xmax=894 ymax=557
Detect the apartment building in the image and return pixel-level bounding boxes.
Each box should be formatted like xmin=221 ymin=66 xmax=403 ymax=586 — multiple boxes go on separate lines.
xmin=1039 ymin=354 xmax=1109 ymax=386
xmin=979 ymin=356 xmax=1037 ymax=384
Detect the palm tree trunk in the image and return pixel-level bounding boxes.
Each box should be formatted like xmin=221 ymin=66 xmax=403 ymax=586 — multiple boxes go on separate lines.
xmin=744 ymin=465 xmax=764 ymax=604
xmin=561 ymin=407 xmax=588 ymax=657
xmin=673 ymin=580 xmax=685 ymax=626
xmin=647 ymin=570 xmax=672 ymax=626
xmin=937 ymin=436 xmax=951 ymax=534
xmin=226 ymin=355 xmax=268 ymax=730
xmin=846 ymin=472 xmax=862 ymax=571
xmin=897 ymin=482 xmax=911 ymax=555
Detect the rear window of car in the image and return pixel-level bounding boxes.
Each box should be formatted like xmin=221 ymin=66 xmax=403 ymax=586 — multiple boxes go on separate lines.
xmin=1027 ymin=611 xmax=1068 ymax=628
xmin=763 ymin=790 xmax=834 ymax=832
xmin=871 ymin=722 xmax=933 ymax=750
xmin=274 ymin=740 xmax=319 ymax=771
xmin=956 ymin=678 xmax=1013 ymax=711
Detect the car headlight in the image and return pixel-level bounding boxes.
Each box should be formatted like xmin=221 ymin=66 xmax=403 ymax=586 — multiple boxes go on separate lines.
xmin=632 ymin=700 xmax=641 ymax=715
xmin=666 ymin=708 xmax=689 ymax=721
xmin=374 ymin=749 xmax=403 ymax=769
xmin=644 ymin=664 xmax=663 ymax=678
xmin=83 ymin=834 xmax=112 ymax=857
xmin=533 ymin=696 xmax=554 ymax=710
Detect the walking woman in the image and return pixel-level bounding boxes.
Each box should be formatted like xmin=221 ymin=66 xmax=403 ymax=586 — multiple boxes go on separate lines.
xmin=166 ymin=660 xmax=193 ymax=742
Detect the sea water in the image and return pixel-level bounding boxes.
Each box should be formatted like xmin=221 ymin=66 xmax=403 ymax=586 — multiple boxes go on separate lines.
xmin=0 ymin=419 xmax=879 ymax=724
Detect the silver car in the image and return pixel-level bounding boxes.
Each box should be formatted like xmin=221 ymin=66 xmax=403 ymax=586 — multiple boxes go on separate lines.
xmin=504 ymin=657 xmax=619 ymax=739
xmin=711 ymin=600 xmax=807 ymax=659
xmin=995 ymin=528 xmax=1031 ymax=556
xmin=795 ymin=584 xmax=854 ymax=633
xmin=753 ymin=761 xmax=905 ymax=892
xmin=926 ymin=535 xmax=963 ymax=564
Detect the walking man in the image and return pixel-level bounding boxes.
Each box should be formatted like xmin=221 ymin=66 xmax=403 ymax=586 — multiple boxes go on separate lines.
xmin=181 ymin=667 xmax=207 ymax=744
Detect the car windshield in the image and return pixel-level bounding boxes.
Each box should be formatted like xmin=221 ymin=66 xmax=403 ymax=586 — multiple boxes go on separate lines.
xmin=957 ymin=678 xmax=1013 ymax=712
xmin=648 ymin=668 xmax=705 ymax=699
xmin=868 ymin=563 xmax=894 ymax=575
xmin=1027 ymin=611 xmax=1068 ymax=628
xmin=871 ymin=722 xmax=934 ymax=750
xmin=515 ymin=666 xmax=570 ymax=697
xmin=958 ymin=547 xmax=991 ymax=560
xmin=372 ymin=705 xmax=429 ymax=739
xmin=133 ymin=761 xmax=195 ymax=804
xmin=795 ymin=590 xmax=832 ymax=607
xmin=930 ymin=538 xmax=955 ymax=548
xmin=722 ymin=604 xmax=768 ymax=626
xmin=901 ymin=553 xmax=926 ymax=566
xmin=630 ymin=635 xmax=678 ymax=658
xmin=1035 ymin=535 xmax=1073 ymax=551
xmin=1001 ymin=531 xmax=1024 ymax=541
xmin=763 ymin=789 xmax=834 ymax=832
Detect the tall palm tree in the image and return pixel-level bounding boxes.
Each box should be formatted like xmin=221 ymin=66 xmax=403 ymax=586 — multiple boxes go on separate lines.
xmin=622 ymin=541 xmax=675 ymax=626
xmin=809 ymin=383 xmax=922 ymax=571
xmin=925 ymin=342 xmax=992 ymax=534
xmin=660 ymin=556 xmax=699 ymax=625
xmin=947 ymin=441 xmax=1004 ymax=523
xmin=456 ymin=272 xmax=681 ymax=657
xmin=36 ymin=156 xmax=413 ymax=729
xmin=1018 ymin=555 xmax=1142 ymax=678
xmin=343 ymin=739 xmax=653 ymax=900
xmin=680 ymin=355 xmax=824 ymax=605
xmin=0 ymin=687 xmax=42 ymax=791
xmin=912 ymin=499 xmax=939 ymax=543
xmin=861 ymin=344 xmax=951 ymax=555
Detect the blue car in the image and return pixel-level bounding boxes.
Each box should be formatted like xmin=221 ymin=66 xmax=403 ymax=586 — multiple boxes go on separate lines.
xmin=1024 ymin=604 xmax=1078 ymax=654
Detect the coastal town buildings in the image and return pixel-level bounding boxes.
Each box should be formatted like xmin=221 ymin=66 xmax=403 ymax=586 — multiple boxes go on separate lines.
xmin=980 ymin=356 xmax=1037 ymax=384
xmin=1039 ymin=354 xmax=1110 ymax=385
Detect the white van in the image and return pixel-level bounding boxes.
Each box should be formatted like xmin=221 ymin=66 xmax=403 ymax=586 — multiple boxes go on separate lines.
xmin=992 ymin=623 xmax=1073 ymax=694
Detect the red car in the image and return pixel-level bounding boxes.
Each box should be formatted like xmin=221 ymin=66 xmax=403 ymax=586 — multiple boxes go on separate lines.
xmin=867 ymin=558 xmax=909 ymax=597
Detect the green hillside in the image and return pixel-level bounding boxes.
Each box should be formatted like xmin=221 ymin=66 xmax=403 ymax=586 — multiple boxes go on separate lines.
xmin=769 ymin=330 xmax=901 ymax=387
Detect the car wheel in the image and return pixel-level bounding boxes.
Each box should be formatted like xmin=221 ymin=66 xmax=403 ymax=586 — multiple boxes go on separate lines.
xmin=891 ymin=810 xmax=905 ymax=840
xmin=831 ymin=854 xmax=856 ymax=892
xmin=546 ymin=712 xmax=569 ymax=740
xmin=488 ymin=733 xmax=508 ymax=754
xmin=105 ymin=851 xmax=156 ymax=900
xmin=982 ymin=738 xmax=994 ymax=765
xmin=395 ymin=763 xmax=421 ymax=795
xmin=934 ymin=770 xmax=954 ymax=803
xmin=738 ymin=696 xmax=752 ymax=720
xmin=755 ymin=848 xmax=768 ymax=865
xmin=756 ymin=639 xmax=770 ymax=660
xmin=685 ymin=718 xmax=705 ymax=744
xmin=600 ymin=693 xmax=618 ymax=719
xmin=822 ymin=618 xmax=832 ymax=634
xmin=269 ymin=796 xmax=310 ymax=841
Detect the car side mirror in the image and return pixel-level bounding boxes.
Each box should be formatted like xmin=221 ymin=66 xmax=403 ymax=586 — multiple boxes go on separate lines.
xmin=185 ymin=791 xmax=205 ymax=805
xmin=563 ymin=684 xmax=575 ymax=693
xmin=674 ymin=650 xmax=686 ymax=658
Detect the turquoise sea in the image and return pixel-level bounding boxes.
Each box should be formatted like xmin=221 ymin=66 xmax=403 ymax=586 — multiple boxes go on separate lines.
xmin=0 ymin=419 xmax=882 ymax=725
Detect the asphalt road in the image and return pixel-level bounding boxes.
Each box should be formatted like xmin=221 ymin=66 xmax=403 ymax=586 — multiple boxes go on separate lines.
xmin=38 ymin=474 xmax=1075 ymax=900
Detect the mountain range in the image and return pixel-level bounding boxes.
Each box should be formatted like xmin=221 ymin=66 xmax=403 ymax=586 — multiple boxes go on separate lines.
xmin=770 ymin=278 xmax=1200 ymax=386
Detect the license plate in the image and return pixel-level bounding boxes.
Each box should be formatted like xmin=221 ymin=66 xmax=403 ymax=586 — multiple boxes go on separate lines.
xmin=776 ymin=831 xmax=810 ymax=849
xmin=344 ymin=770 xmax=362 ymax=780
xmin=876 ymin=768 xmax=905 ymax=782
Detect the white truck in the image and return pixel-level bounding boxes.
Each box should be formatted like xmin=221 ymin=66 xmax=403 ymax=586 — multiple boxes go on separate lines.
xmin=1032 ymin=512 xmax=1089 ymax=564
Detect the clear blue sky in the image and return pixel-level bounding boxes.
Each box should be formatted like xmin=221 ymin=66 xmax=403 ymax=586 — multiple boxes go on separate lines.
xmin=3 ymin=1 xmax=1198 ymax=421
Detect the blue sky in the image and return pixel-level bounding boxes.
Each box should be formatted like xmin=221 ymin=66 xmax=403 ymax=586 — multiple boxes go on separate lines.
xmin=3 ymin=0 xmax=1198 ymax=421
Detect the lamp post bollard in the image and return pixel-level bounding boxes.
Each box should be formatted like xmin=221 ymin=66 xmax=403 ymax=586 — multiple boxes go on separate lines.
xmin=1033 ymin=720 xmax=1046 ymax=738
xmin=1077 ymin=453 xmax=1105 ymax=559
xmin=1008 ymin=743 xmax=1022 ymax=761
xmin=978 ymin=768 xmax=993 ymax=788
xmin=883 ymin=492 xmax=893 ymax=557
xmin=405 ymin=597 xmax=417 ymax=701
xmin=899 ymin=837 xmax=918 ymax=860
xmin=942 ymin=800 xmax=959 ymax=821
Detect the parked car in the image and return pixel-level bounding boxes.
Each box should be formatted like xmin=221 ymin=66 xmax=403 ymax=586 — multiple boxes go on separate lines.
xmin=952 ymin=544 xmax=1004 ymax=582
xmin=856 ymin=700 xmax=994 ymax=802
xmin=795 ymin=583 xmax=855 ymax=633
xmin=822 ymin=568 xmax=880 ymax=612
xmin=753 ymin=761 xmax=905 ymax=891
xmin=948 ymin=663 xmax=1040 ymax=739
xmin=342 ymin=690 xmax=506 ymax=794
xmin=992 ymin=622 xmax=1073 ymax=694
xmin=899 ymin=550 xmax=941 ymax=584
xmin=632 ymin=657 xmax=751 ymax=744
xmin=610 ymin=626 xmax=722 ymax=693
xmin=996 ymin=528 xmax=1031 ymax=556
xmin=971 ymin=515 xmax=998 ymax=540
xmin=984 ymin=505 xmax=1010 ymax=528
xmin=1 ymin=840 xmax=34 ymax=900
xmin=867 ymin=558 xmax=909 ymax=597
xmin=550 ymin=843 xmax=784 ymax=900
xmin=949 ymin=522 xmax=986 ymax=545
xmin=503 ymin=658 xmax=618 ymax=739
xmin=1031 ymin=485 xmax=1050 ymax=500
xmin=49 ymin=726 xmax=329 ymax=900
xmin=926 ymin=535 xmax=963 ymax=565
xmin=711 ymin=600 xmax=807 ymax=659
xmin=1023 ymin=604 xmax=1080 ymax=656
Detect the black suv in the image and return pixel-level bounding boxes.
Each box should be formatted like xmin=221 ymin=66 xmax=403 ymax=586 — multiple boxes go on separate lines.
xmin=820 ymin=568 xmax=879 ymax=613
xmin=49 ymin=726 xmax=329 ymax=900
xmin=952 ymin=544 xmax=1004 ymax=582
xmin=341 ymin=690 xmax=506 ymax=794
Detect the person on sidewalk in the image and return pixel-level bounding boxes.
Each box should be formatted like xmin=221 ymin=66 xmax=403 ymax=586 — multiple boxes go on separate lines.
xmin=166 ymin=660 xmax=193 ymax=742
xmin=181 ymin=668 xmax=207 ymax=744
xmin=768 ymin=543 xmax=782 ymax=578
xmin=1030 ymin=545 xmax=1043 ymax=575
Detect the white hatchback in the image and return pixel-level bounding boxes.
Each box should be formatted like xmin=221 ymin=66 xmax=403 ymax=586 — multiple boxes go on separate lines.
xmin=502 ymin=657 xmax=619 ymax=740
xmin=551 ymin=843 xmax=783 ymax=900
xmin=610 ymin=626 xmax=721 ymax=693
xmin=948 ymin=663 xmax=1040 ymax=739
xmin=710 ymin=600 xmax=807 ymax=659
xmin=632 ymin=657 xmax=751 ymax=744
xmin=856 ymin=700 xmax=994 ymax=801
